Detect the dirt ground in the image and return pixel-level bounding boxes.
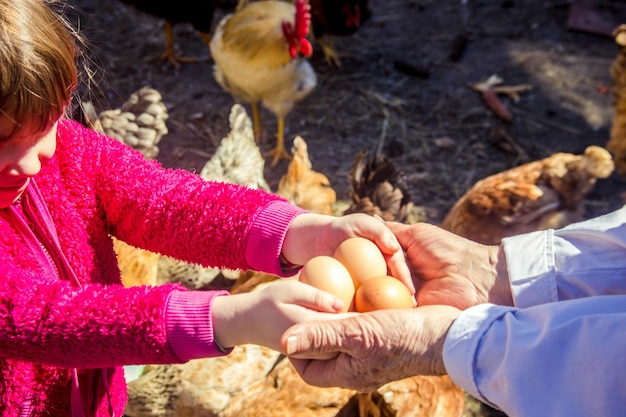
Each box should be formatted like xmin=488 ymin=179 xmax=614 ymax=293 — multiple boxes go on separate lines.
xmin=66 ymin=0 xmax=626 ymax=416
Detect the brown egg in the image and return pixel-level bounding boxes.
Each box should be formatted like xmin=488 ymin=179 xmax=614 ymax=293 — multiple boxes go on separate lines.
xmin=299 ymin=255 xmax=356 ymax=313
xmin=355 ymin=275 xmax=414 ymax=312
xmin=333 ymin=237 xmax=387 ymax=289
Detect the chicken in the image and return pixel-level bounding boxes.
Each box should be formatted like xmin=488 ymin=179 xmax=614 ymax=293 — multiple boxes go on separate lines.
xmin=276 ymin=135 xmax=337 ymax=215
xmin=157 ymin=103 xmax=270 ymax=290
xmin=115 ymin=0 xmax=236 ymax=67
xmin=344 ymin=150 xmax=413 ymax=223
xmin=441 ymin=145 xmax=615 ymax=245
xmin=309 ymin=0 xmax=371 ymax=67
xmin=200 ymin=103 xmax=271 ymax=191
xmin=607 ymin=24 xmax=626 ymax=177
xmin=222 ymin=354 xmax=359 ymax=417
xmin=223 ymin=353 xmax=464 ymax=417
xmin=73 ymin=87 xmax=169 ymax=287
xmin=112 ymin=238 xmax=161 ymax=288
xmin=125 ymin=343 xmax=285 ymax=416
xmin=124 ymin=274 xmax=346 ymax=417
xmin=210 ymin=0 xmax=317 ymax=167
xmin=97 ymin=86 xmax=169 ymax=160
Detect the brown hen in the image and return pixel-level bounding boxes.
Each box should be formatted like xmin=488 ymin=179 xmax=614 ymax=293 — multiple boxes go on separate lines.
xmin=441 ymin=145 xmax=615 ymax=245
xmin=223 ymin=353 xmax=358 ymax=417
xmin=607 ymin=24 xmax=626 ymax=176
xmin=276 ymin=135 xmax=337 ymax=215
xmin=127 ymin=267 xmax=463 ymax=417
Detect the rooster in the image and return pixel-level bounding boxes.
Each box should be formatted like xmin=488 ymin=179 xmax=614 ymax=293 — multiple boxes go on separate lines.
xmin=115 ymin=0 xmax=237 ymax=67
xmin=210 ymin=0 xmax=317 ymax=167
xmin=441 ymin=145 xmax=615 ymax=245
xmin=309 ymin=0 xmax=371 ymax=67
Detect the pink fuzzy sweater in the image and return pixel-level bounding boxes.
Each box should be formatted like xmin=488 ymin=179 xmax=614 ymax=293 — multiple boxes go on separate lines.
xmin=0 ymin=119 xmax=305 ymax=416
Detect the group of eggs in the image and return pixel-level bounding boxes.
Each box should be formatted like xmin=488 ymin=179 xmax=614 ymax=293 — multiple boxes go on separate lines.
xmin=298 ymin=237 xmax=414 ymax=312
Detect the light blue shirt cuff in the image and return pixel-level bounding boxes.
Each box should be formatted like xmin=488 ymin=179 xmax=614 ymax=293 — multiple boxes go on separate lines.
xmin=502 ymin=230 xmax=558 ymax=308
xmin=443 ymin=303 xmax=511 ymax=405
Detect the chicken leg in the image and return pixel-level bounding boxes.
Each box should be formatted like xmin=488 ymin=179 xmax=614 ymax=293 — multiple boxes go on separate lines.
xmin=317 ymin=35 xmax=343 ymax=67
xmin=249 ymin=103 xmax=290 ymax=167
xmin=264 ymin=116 xmax=291 ymax=167
xmin=251 ymin=102 xmax=264 ymax=144
xmin=161 ymin=21 xmax=212 ymax=68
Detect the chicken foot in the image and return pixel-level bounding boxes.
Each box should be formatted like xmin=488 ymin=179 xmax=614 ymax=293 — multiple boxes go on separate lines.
xmin=317 ymin=35 xmax=343 ymax=67
xmin=161 ymin=21 xmax=212 ymax=68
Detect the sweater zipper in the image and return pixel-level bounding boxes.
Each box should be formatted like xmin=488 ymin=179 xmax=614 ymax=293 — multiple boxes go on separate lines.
xmin=7 ymin=200 xmax=61 ymax=281
xmin=21 ymin=197 xmax=65 ymax=281
xmin=20 ymin=180 xmax=83 ymax=287
xmin=36 ymin=234 xmax=61 ymax=281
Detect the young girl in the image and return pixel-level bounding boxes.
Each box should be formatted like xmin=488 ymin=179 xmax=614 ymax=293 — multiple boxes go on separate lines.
xmin=0 ymin=1 xmax=412 ymax=416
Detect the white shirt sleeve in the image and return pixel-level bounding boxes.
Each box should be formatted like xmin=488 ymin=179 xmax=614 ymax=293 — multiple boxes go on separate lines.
xmin=444 ymin=297 xmax=626 ymax=417
xmin=503 ymin=206 xmax=626 ymax=308
xmin=443 ymin=206 xmax=626 ymax=416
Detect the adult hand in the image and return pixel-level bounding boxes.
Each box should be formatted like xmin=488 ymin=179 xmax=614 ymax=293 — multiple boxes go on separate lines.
xmin=213 ymin=280 xmax=344 ymax=352
xmin=281 ymin=305 xmax=461 ymax=392
xmin=283 ymin=213 xmax=413 ymax=294
xmin=387 ymin=222 xmax=513 ymax=309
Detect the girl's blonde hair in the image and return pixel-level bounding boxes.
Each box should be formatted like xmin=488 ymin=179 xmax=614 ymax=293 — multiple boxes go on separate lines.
xmin=0 ymin=0 xmax=82 ymax=140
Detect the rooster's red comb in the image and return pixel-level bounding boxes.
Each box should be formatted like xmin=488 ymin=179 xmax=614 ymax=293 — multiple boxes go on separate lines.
xmin=294 ymin=0 xmax=311 ymax=39
xmin=283 ymin=0 xmax=313 ymax=58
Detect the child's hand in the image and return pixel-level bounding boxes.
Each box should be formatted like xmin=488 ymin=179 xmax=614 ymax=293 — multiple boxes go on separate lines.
xmin=282 ymin=213 xmax=414 ymax=294
xmin=212 ymin=280 xmax=346 ymax=352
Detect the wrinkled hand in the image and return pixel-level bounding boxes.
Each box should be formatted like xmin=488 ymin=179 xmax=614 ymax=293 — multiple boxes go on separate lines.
xmin=283 ymin=213 xmax=413 ymax=294
xmin=281 ymin=305 xmax=461 ymax=392
xmin=387 ymin=222 xmax=512 ymax=309
xmin=213 ymin=280 xmax=344 ymax=352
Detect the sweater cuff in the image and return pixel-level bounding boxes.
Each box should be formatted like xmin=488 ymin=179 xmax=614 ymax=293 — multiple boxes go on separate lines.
xmin=245 ymin=200 xmax=308 ymax=276
xmin=165 ymin=290 xmax=233 ymax=361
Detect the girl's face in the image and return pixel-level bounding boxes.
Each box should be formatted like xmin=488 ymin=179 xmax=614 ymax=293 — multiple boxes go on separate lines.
xmin=0 ymin=118 xmax=57 ymax=208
